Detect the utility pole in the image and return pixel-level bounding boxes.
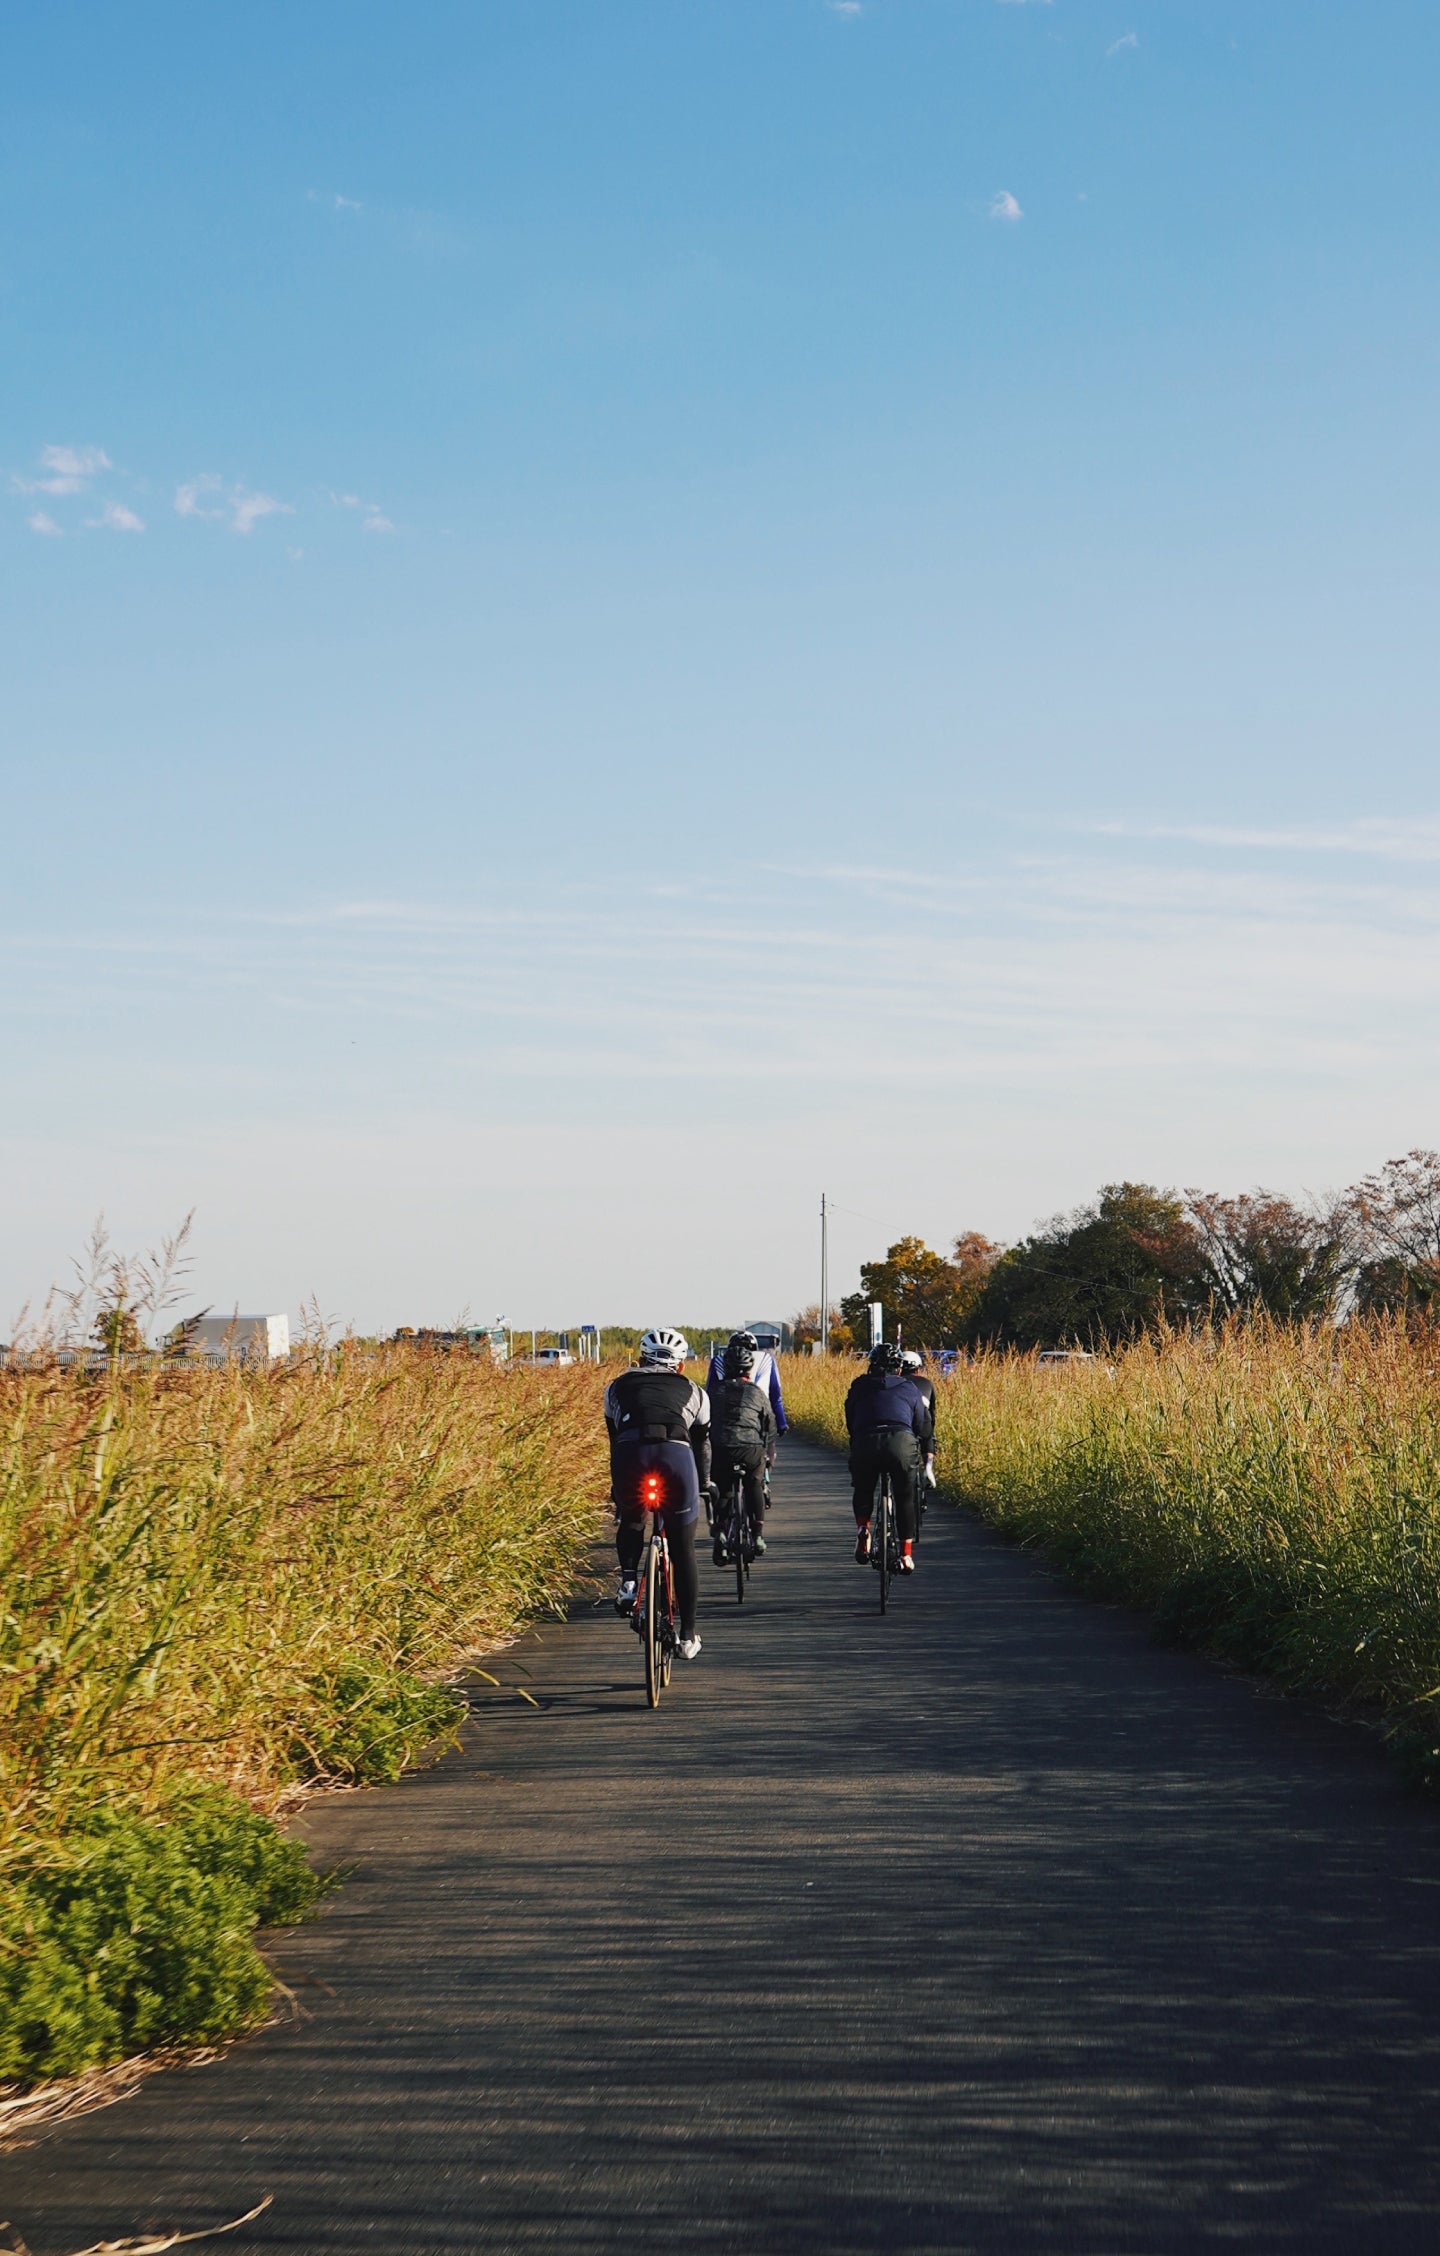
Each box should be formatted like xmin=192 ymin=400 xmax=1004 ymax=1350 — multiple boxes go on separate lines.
xmin=820 ymin=1190 xmax=829 ymax=1356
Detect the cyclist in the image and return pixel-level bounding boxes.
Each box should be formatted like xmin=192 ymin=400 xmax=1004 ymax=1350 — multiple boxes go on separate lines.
xmin=605 ymin=1327 xmax=710 ymax=1660
xmin=706 ymin=1335 xmax=777 ymax=1564
xmin=900 ymin=1348 xmax=939 ymax=1506
xmin=845 ymin=1341 xmax=932 ymax=1575
xmin=707 ymin=1329 xmax=789 ymax=1448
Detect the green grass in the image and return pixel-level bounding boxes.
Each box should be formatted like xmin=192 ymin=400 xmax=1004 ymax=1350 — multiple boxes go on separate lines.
xmin=0 ymin=1350 xmax=610 ymax=2088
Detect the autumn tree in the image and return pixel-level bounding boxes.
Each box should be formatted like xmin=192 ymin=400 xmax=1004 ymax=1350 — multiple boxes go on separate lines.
xmin=839 ymin=1232 xmax=1000 ymax=1350
xmin=1346 ymin=1150 xmax=1440 ymax=1317
xmin=1185 ymin=1190 xmax=1355 ymax=1323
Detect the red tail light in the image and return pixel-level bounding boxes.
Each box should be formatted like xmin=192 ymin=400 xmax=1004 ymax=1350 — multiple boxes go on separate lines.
xmin=641 ymin=1472 xmax=665 ymax=1509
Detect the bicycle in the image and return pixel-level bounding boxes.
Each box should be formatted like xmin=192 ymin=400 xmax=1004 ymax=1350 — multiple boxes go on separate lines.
xmin=717 ymin=1462 xmax=751 ymax=1605
xmin=632 ymin=1473 xmax=678 ymax=1706
xmin=871 ymin=1469 xmax=901 ymax=1614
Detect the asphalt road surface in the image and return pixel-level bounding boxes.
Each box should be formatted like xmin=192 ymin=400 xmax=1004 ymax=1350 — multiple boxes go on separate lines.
xmin=7 ymin=1437 xmax=1440 ymax=2254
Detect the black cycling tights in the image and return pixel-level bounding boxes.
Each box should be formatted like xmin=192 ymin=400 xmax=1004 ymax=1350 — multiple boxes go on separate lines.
xmin=616 ymin=1512 xmax=699 ymax=1639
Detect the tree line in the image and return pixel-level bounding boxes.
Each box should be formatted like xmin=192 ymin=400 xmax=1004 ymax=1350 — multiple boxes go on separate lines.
xmin=792 ymin=1150 xmax=1440 ymax=1352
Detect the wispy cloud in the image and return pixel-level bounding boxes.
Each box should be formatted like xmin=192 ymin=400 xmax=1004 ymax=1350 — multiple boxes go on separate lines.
xmin=15 ymin=443 xmax=112 ymax=497
xmin=87 ymin=500 xmax=145 ymax=533
xmin=989 ymin=189 xmax=1023 ymax=222
xmin=1086 ymin=817 xmax=1440 ymax=863
xmin=1106 ymin=30 xmax=1138 ymax=55
xmin=26 ymin=511 xmax=62 ymax=538
xmin=827 ymin=2 xmax=863 ymax=15
xmin=176 ymin=475 xmax=292 ymax=535
xmin=333 ymin=490 xmax=396 ymax=534
xmin=174 ymin=475 xmax=226 ymax=522
xmin=231 ymin=489 xmax=290 ymax=535
xmin=308 ymin=189 xmax=363 ymax=214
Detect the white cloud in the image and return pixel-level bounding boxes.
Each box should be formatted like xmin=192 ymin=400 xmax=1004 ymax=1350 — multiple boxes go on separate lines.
xmin=230 ymin=489 xmax=291 ymax=536
xmin=16 ymin=443 xmax=112 ymax=496
xmin=87 ymin=499 xmax=145 ymax=533
xmin=177 ymin=475 xmax=292 ymax=535
xmin=27 ymin=511 xmax=62 ymax=537
xmin=332 ymin=490 xmax=396 ymax=534
xmin=989 ymin=190 xmax=1023 ymax=222
xmin=1106 ymin=30 xmax=1138 ymax=55
xmin=827 ymin=2 xmax=863 ymax=15
xmin=308 ymin=189 xmax=363 ymax=214
xmin=174 ymin=475 xmax=225 ymax=521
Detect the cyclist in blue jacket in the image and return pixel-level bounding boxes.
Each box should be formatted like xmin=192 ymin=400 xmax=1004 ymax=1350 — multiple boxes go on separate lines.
xmin=845 ymin=1342 xmax=932 ymax=1574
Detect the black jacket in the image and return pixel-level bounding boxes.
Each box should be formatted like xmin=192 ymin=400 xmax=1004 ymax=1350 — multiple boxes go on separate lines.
xmin=707 ymin=1375 xmax=776 ymax=1458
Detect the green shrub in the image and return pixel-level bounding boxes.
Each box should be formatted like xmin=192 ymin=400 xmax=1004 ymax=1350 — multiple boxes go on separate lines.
xmin=0 ymin=1793 xmax=320 ymax=2085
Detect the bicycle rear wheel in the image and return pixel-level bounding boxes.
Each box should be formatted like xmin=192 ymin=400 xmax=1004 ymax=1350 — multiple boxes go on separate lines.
xmin=877 ymin=1479 xmax=892 ymax=1615
xmin=644 ymin=1535 xmax=663 ymax=1707
xmin=732 ymin=1475 xmax=747 ymax=1604
xmin=659 ymin=1541 xmax=675 ymax=1688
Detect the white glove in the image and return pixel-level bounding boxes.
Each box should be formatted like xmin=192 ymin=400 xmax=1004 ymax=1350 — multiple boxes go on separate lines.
xmin=923 ymin=1461 xmax=937 ymax=1490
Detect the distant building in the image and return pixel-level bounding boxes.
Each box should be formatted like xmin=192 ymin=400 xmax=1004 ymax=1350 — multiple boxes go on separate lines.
xmin=173 ymin=1313 xmax=290 ymax=1364
xmin=745 ymin=1318 xmax=792 ymax=1354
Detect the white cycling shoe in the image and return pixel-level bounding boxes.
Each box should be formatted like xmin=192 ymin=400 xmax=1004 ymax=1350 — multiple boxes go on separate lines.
xmin=677 ymin=1634 xmax=702 ymax=1661
xmin=615 ymin=1577 xmax=638 ymax=1615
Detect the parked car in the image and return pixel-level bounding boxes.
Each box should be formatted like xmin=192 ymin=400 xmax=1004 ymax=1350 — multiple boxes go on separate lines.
xmin=529 ymin=1347 xmax=575 ymax=1366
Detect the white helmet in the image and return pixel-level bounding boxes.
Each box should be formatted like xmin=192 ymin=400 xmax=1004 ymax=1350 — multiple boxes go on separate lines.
xmin=639 ymin=1326 xmax=689 ymax=1368
xmin=901 ymin=1349 xmax=924 ymax=1370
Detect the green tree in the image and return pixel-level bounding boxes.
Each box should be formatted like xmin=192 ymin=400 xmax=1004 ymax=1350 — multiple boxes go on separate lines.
xmin=93 ymin=1304 xmax=146 ymax=1359
xmin=965 ymin=1183 xmax=1202 ymax=1349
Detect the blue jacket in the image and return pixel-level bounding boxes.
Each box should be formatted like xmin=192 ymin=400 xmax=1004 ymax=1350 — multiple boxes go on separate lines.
xmin=844 ymin=1370 xmax=932 ymax=1446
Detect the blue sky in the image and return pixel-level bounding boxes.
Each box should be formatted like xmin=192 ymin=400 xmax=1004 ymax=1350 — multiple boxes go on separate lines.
xmin=4 ymin=0 xmax=1440 ymax=1332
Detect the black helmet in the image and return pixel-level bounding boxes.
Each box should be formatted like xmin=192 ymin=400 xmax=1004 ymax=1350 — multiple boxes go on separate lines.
xmin=728 ymin=1329 xmax=759 ymax=1353
xmin=722 ymin=1341 xmax=757 ymax=1380
xmin=869 ymin=1342 xmax=904 ymax=1375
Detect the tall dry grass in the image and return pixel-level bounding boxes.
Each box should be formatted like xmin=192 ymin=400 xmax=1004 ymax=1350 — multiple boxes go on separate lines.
xmin=782 ymin=1324 xmax=1440 ymax=1762
xmin=0 ymin=1349 xmax=610 ymax=2085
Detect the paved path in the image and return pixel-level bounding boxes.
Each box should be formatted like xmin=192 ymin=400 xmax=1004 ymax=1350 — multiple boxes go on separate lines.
xmin=7 ymin=1439 xmax=1440 ymax=2254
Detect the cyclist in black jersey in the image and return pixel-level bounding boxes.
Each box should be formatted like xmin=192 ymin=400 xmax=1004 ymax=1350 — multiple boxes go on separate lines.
xmin=605 ymin=1327 xmax=710 ymax=1659
xmin=900 ymin=1348 xmax=939 ymax=1507
xmin=706 ymin=1336 xmax=776 ymax=1563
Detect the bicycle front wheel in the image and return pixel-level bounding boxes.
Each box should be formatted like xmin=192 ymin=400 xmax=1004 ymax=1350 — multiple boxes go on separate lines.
xmin=644 ymin=1535 xmax=663 ymax=1707
xmin=733 ymin=1480 xmax=747 ymax=1605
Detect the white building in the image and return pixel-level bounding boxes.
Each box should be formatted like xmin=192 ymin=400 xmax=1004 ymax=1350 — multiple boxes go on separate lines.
xmin=177 ymin=1313 xmax=290 ymax=1364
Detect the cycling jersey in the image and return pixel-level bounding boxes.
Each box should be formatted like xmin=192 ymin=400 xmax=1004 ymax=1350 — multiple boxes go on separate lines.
xmin=606 ymin=1366 xmax=711 ymax=1525
xmin=908 ymin=1372 xmax=937 ymax=1449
